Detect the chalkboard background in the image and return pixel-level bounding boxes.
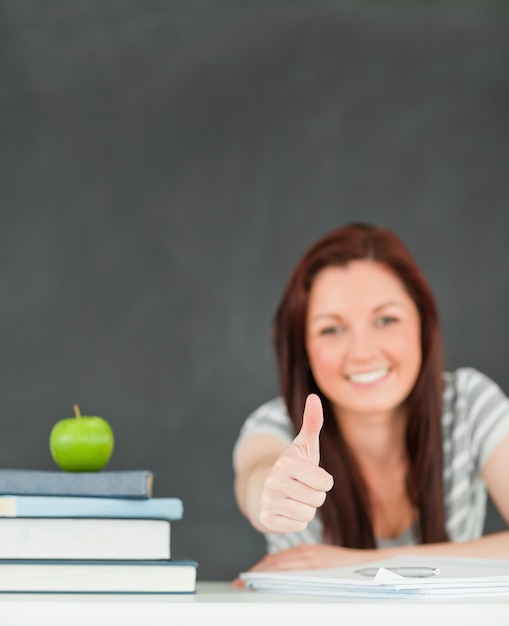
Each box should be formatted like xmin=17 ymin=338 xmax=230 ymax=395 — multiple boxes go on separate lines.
xmin=1 ymin=1 xmax=508 ymax=579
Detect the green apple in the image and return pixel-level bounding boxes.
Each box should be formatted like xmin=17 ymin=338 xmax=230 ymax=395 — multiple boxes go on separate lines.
xmin=49 ymin=404 xmax=114 ymax=472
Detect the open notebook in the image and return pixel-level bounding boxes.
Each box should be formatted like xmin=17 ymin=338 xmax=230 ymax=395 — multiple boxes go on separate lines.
xmin=240 ymin=555 xmax=509 ymax=599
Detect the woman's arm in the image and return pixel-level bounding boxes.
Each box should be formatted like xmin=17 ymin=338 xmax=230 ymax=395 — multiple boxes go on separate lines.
xmin=481 ymin=432 xmax=509 ymax=526
xmin=241 ymin=433 xmax=509 ymax=573
xmin=240 ymin=530 xmax=509 ymax=575
xmin=234 ymin=394 xmax=334 ymax=534
xmin=234 ymin=434 xmax=287 ymax=532
xmin=235 ymin=447 xmax=509 ymax=581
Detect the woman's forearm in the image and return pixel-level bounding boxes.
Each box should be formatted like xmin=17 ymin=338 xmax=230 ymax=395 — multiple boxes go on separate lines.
xmin=234 ymin=460 xmax=274 ymax=533
xmin=379 ymin=530 xmax=509 ymax=561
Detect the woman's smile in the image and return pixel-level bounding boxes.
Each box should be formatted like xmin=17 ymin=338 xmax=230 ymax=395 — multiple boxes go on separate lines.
xmin=346 ymin=367 xmax=390 ymax=385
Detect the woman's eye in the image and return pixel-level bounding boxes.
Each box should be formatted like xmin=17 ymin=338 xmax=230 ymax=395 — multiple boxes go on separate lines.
xmin=376 ymin=316 xmax=398 ymax=327
xmin=320 ymin=326 xmax=344 ymax=336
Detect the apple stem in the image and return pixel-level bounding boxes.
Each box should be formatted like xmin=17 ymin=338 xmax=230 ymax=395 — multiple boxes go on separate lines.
xmin=73 ymin=404 xmax=81 ymax=419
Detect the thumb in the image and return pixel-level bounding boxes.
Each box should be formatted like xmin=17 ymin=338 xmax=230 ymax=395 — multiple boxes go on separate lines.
xmin=294 ymin=393 xmax=324 ymax=466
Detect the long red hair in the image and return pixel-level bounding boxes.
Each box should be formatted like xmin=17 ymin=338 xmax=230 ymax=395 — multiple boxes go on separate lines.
xmin=273 ymin=223 xmax=447 ymax=547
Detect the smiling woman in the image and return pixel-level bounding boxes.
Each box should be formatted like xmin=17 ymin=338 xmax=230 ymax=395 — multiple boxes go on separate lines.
xmin=305 ymin=262 xmax=422 ymax=431
xmin=233 ymin=223 xmax=509 ymax=574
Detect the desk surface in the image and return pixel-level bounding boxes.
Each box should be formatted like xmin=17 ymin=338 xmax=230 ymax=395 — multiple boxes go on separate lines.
xmin=1 ymin=582 xmax=508 ymax=626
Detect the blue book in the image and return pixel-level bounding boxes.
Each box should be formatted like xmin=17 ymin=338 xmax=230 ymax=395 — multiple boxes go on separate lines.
xmin=0 ymin=495 xmax=183 ymax=520
xmin=0 ymin=469 xmax=154 ymax=498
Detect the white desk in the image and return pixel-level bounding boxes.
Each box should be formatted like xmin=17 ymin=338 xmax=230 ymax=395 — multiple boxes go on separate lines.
xmin=1 ymin=582 xmax=508 ymax=626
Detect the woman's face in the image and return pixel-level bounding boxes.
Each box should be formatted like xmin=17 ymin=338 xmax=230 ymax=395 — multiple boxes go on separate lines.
xmin=305 ymin=260 xmax=422 ymax=422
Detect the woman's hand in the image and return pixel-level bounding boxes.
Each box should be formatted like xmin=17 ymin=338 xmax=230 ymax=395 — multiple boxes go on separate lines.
xmin=232 ymin=543 xmax=378 ymax=587
xmin=246 ymin=544 xmax=374 ymax=572
xmin=258 ymin=394 xmax=334 ymax=533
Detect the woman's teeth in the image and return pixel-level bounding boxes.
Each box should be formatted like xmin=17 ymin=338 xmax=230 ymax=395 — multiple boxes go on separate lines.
xmin=348 ymin=368 xmax=389 ymax=384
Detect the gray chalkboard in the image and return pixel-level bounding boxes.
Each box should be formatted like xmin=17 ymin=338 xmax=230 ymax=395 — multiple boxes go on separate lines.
xmin=1 ymin=1 xmax=508 ymax=579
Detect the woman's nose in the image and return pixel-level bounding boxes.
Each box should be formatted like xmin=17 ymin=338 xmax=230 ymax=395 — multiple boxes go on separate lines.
xmin=346 ymin=329 xmax=378 ymax=359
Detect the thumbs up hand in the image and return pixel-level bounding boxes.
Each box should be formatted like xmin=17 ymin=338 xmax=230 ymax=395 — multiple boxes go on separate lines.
xmin=259 ymin=394 xmax=334 ymax=533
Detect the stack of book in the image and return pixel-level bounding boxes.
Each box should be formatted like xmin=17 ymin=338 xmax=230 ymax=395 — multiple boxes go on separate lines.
xmin=0 ymin=468 xmax=197 ymax=594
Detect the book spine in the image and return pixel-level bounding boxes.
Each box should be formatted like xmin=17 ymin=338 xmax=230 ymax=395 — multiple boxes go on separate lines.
xmin=0 ymin=496 xmax=184 ymax=520
xmin=0 ymin=470 xmax=153 ymax=498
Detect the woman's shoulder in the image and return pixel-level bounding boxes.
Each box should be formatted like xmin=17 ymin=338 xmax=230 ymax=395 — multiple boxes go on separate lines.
xmin=246 ymin=396 xmax=289 ymax=422
xmin=443 ymin=366 xmax=507 ymax=403
xmin=442 ymin=366 xmax=509 ymax=467
xmin=233 ymin=397 xmax=294 ymax=464
xmin=241 ymin=396 xmax=294 ymax=438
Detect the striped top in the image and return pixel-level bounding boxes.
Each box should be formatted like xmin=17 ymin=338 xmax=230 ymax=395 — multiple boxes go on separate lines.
xmin=233 ymin=368 xmax=509 ymax=554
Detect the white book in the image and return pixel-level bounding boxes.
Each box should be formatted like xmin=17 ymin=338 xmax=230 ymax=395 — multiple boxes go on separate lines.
xmin=0 ymin=517 xmax=171 ymax=560
xmin=0 ymin=559 xmax=197 ymax=594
